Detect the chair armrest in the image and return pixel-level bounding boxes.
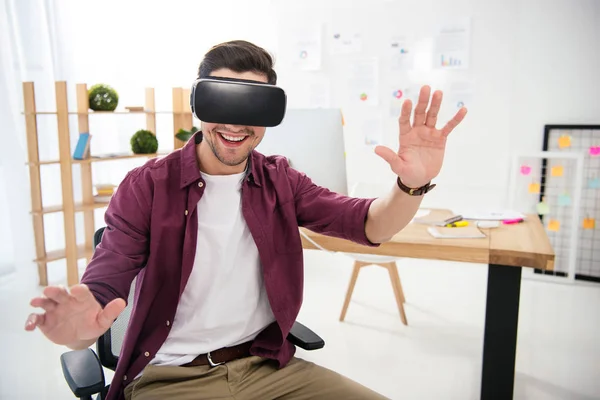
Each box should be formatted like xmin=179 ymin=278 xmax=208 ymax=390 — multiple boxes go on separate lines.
xmin=60 ymin=349 xmax=105 ymax=398
xmin=287 ymin=321 xmax=325 ymax=350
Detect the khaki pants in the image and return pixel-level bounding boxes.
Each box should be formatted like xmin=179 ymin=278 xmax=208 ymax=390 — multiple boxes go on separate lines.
xmin=124 ymin=356 xmax=388 ymax=399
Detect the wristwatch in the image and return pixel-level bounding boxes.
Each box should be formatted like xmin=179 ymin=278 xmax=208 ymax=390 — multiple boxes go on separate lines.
xmin=396 ymin=176 xmax=436 ymax=196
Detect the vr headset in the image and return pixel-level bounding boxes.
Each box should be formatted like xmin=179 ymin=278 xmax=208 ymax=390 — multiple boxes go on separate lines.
xmin=190 ymin=77 xmax=287 ymax=127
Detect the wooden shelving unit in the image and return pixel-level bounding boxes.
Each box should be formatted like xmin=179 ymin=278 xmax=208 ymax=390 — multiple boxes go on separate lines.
xmin=23 ymin=81 xmax=193 ymax=286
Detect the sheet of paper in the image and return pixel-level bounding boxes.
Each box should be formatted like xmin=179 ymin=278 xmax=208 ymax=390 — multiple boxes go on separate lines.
xmin=447 ymin=81 xmax=474 ymax=110
xmin=362 ymin=113 xmax=384 ymax=146
xmin=329 ymin=24 xmax=363 ymax=55
xmin=388 ymin=36 xmax=413 ymax=71
xmin=283 ymin=24 xmax=322 ymax=71
xmin=454 ymin=210 xmax=526 ymax=221
xmin=433 ymin=18 xmax=471 ymax=69
xmin=345 ymin=58 xmax=379 ymax=106
xmin=389 ymin=85 xmax=419 ymax=118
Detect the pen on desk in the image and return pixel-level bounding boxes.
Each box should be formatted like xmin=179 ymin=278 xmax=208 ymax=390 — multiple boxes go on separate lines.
xmin=502 ymin=218 xmax=524 ymax=225
xmin=445 ymin=221 xmax=469 ymax=227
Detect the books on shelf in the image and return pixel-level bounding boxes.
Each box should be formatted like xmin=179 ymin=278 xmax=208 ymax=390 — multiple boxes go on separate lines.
xmin=73 ymin=132 xmax=92 ymax=160
xmin=94 ymin=195 xmax=112 ymax=203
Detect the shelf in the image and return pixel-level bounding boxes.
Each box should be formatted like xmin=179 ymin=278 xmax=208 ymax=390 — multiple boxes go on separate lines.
xmin=31 ymin=201 xmax=110 ymax=216
xmin=34 ymin=244 xmax=94 ymax=264
xmin=27 ymin=152 xmax=168 ymax=166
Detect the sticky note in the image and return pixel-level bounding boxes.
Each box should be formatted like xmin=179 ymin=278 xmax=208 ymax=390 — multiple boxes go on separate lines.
xmin=558 ymin=194 xmax=571 ymax=206
xmin=520 ymin=165 xmax=531 ymax=175
xmin=536 ymin=201 xmax=550 ymax=215
xmin=529 ymin=183 xmax=540 ymax=194
xmin=551 ymin=166 xmax=564 ymax=177
xmin=548 ymin=219 xmax=560 ymax=232
xmin=589 ymin=177 xmax=600 ymax=189
xmin=589 ymin=146 xmax=600 ymax=156
xmin=558 ymin=135 xmax=571 ymax=149
xmin=583 ymin=218 xmax=595 ymax=230
xmin=341 ymin=112 xmax=345 ymax=126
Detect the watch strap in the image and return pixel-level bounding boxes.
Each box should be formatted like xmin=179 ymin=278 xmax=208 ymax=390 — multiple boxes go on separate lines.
xmin=396 ymin=176 xmax=436 ymax=196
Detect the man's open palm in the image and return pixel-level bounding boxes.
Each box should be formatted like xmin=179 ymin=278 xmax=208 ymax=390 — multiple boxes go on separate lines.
xmin=25 ymin=284 xmax=125 ymax=346
xmin=375 ymin=85 xmax=468 ymax=188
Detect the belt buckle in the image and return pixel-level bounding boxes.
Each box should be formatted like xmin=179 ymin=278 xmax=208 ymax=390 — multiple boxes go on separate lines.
xmin=206 ymin=351 xmax=224 ymax=367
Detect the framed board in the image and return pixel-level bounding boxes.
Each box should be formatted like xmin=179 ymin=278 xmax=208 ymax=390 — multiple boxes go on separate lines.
xmin=539 ymin=125 xmax=600 ymax=283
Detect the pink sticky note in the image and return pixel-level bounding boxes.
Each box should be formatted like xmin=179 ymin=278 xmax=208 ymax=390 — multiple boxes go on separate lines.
xmin=520 ymin=165 xmax=531 ymax=175
xmin=590 ymin=146 xmax=600 ymax=156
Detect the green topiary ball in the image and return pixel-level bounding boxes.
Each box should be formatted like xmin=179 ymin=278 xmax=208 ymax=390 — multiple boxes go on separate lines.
xmin=88 ymin=84 xmax=119 ymax=111
xmin=130 ymin=129 xmax=158 ymax=154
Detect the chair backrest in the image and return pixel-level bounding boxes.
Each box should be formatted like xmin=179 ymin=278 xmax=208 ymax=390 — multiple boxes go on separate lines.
xmin=93 ymin=227 xmax=136 ymax=371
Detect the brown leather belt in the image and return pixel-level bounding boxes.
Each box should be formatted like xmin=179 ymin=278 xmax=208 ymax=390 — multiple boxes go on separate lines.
xmin=181 ymin=341 xmax=253 ymax=367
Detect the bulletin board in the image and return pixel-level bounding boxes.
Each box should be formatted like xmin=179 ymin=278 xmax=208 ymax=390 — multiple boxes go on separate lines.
xmin=538 ymin=125 xmax=600 ymax=283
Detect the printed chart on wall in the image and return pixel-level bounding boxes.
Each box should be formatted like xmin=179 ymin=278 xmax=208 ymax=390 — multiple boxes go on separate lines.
xmin=541 ymin=125 xmax=600 ymax=282
xmin=433 ymin=18 xmax=471 ymax=70
xmin=280 ymin=23 xmax=322 ymax=71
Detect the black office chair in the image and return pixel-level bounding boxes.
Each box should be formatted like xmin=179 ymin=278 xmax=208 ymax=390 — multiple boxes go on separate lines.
xmin=60 ymin=227 xmax=325 ymax=399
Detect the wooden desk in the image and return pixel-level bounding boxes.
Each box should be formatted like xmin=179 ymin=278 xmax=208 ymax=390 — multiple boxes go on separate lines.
xmin=301 ymin=209 xmax=555 ymax=400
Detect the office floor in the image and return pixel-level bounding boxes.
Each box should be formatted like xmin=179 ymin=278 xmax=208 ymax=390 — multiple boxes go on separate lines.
xmin=1 ymin=250 xmax=599 ymax=400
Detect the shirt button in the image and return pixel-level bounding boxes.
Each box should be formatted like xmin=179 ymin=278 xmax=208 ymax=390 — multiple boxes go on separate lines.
xmin=123 ymin=375 xmax=128 ymax=381
xmin=198 ymin=182 xmax=204 ymax=188
xmin=144 ymin=351 xmax=150 ymax=357
xmin=166 ymin=320 xmax=170 ymax=326
xmin=184 ymin=210 xmax=188 ymax=216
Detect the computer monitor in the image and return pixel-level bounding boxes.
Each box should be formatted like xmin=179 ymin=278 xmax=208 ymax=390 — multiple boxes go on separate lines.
xmin=256 ymin=109 xmax=348 ymax=195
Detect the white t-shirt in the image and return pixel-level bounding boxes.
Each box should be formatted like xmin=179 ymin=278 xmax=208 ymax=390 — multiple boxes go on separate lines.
xmin=150 ymin=171 xmax=276 ymax=367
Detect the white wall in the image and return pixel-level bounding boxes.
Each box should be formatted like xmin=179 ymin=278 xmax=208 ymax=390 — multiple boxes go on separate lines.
xmin=3 ymin=0 xmax=598 ymax=279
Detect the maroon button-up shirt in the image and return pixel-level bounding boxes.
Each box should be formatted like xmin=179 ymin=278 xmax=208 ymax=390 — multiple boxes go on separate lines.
xmin=81 ymin=132 xmax=377 ymax=400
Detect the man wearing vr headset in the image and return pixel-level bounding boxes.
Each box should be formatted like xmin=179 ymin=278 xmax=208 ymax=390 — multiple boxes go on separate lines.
xmin=26 ymin=40 xmax=467 ymax=399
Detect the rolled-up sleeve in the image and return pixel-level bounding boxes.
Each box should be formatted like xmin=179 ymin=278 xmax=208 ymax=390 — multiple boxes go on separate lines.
xmin=80 ymin=168 xmax=153 ymax=307
xmin=287 ymin=165 xmax=379 ymax=247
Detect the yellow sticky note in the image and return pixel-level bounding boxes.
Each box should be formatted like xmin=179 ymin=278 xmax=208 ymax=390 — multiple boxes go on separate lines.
xmin=551 ymin=166 xmax=564 ymax=177
xmin=548 ymin=219 xmax=560 ymax=232
xmin=529 ymin=183 xmax=541 ymax=194
xmin=558 ymin=135 xmax=571 ymax=149
xmin=583 ymin=218 xmax=595 ymax=230
xmin=341 ymin=112 xmax=345 ymax=126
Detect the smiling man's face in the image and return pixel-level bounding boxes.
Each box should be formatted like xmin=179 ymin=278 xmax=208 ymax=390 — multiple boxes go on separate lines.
xmin=200 ymin=69 xmax=268 ymax=168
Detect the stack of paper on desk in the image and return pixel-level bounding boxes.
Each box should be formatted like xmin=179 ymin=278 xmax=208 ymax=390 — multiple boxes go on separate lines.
xmin=427 ymin=226 xmax=486 ymax=239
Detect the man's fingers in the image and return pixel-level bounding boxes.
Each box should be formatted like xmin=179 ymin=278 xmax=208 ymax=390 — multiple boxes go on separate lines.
xmin=25 ymin=313 xmax=45 ymax=331
xmin=425 ymin=90 xmax=443 ymax=128
xmin=398 ymin=100 xmax=413 ymax=135
xmin=30 ymin=297 xmax=58 ymax=312
xmin=441 ymin=107 xmax=468 ymax=137
xmin=69 ymin=284 xmax=93 ymax=302
xmin=43 ymin=285 xmax=70 ymax=304
xmin=412 ymin=85 xmax=431 ymax=126
xmin=97 ymin=298 xmax=126 ymax=330
xmin=374 ymin=146 xmax=399 ymax=167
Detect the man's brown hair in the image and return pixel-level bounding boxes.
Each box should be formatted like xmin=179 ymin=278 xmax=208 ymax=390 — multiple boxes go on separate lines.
xmin=197 ymin=40 xmax=277 ymax=84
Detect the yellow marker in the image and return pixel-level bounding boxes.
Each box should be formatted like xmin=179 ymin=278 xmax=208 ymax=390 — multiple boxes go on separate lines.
xmin=446 ymin=221 xmax=469 ymax=227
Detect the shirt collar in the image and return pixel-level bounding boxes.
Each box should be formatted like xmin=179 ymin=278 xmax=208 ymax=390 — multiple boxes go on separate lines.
xmin=179 ymin=131 xmax=262 ymax=188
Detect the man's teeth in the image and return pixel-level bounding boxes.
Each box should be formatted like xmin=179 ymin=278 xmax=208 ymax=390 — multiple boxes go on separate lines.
xmin=220 ymin=133 xmax=246 ymax=142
